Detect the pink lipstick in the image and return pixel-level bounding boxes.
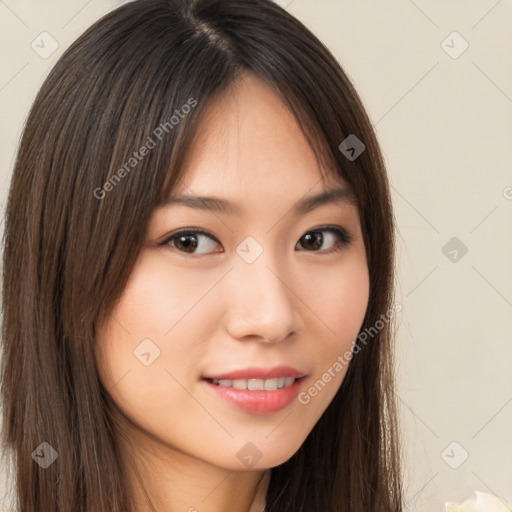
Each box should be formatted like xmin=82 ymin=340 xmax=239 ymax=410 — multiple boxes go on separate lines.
xmin=202 ymin=365 xmax=306 ymax=414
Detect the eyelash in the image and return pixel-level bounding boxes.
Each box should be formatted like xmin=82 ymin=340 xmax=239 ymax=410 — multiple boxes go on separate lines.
xmin=158 ymin=225 xmax=353 ymax=256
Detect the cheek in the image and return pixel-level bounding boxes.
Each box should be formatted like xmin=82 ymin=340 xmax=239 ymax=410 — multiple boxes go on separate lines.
xmin=106 ymin=253 xmax=219 ymax=338
xmin=299 ymin=250 xmax=370 ymax=347
xmin=95 ymin=245 xmax=244 ymax=396
xmin=293 ymin=251 xmax=370 ymax=405
xmin=94 ymin=252 xmax=212 ymax=392
xmin=93 ymin=261 xmax=212 ymax=436
xmin=97 ymin=252 xmax=233 ymax=380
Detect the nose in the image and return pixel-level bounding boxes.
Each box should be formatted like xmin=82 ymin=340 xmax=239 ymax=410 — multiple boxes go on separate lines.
xmin=223 ymin=250 xmax=304 ymax=344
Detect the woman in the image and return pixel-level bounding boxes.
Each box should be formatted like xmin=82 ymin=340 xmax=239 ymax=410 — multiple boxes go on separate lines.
xmin=0 ymin=0 xmax=403 ymax=510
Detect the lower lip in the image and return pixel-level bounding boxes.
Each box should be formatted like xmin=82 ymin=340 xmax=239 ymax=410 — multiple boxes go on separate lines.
xmin=202 ymin=378 xmax=304 ymax=414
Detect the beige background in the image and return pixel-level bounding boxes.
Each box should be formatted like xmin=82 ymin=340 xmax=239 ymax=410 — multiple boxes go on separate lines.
xmin=1 ymin=0 xmax=511 ymax=510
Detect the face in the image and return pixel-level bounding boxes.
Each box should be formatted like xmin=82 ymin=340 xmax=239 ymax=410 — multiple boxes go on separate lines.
xmin=95 ymin=73 xmax=370 ymax=471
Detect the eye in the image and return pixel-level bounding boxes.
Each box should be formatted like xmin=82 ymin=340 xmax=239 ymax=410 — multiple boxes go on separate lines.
xmin=295 ymin=226 xmax=352 ymax=253
xmin=159 ymin=225 xmax=352 ymax=256
xmin=160 ymin=228 xmax=221 ymax=255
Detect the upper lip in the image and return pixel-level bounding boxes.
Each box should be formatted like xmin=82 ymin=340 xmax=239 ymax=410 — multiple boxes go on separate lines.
xmin=203 ymin=365 xmax=306 ymax=381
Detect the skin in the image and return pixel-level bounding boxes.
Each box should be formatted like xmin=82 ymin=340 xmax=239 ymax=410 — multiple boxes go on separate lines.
xmin=95 ymin=72 xmax=370 ymax=512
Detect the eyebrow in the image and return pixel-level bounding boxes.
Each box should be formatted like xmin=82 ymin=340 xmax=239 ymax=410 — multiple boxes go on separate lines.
xmin=160 ymin=186 xmax=354 ymax=216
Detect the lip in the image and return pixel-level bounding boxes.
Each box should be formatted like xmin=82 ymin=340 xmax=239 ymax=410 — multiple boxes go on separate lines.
xmin=201 ymin=365 xmax=307 ymax=415
xmin=202 ymin=376 xmax=305 ymax=414
xmin=202 ymin=365 xmax=306 ymax=380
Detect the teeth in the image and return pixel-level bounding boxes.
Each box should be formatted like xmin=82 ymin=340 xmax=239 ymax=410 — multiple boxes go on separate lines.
xmin=211 ymin=377 xmax=296 ymax=390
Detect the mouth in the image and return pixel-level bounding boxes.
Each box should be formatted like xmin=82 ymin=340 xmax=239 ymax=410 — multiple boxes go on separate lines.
xmin=202 ymin=376 xmax=303 ymax=391
xmin=201 ymin=373 xmax=307 ymax=414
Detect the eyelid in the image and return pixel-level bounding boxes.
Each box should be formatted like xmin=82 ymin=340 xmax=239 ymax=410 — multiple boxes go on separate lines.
xmin=305 ymin=224 xmax=353 ymax=245
xmin=158 ymin=227 xmax=222 ymax=255
xmin=158 ymin=224 xmax=353 ymax=254
xmin=158 ymin=227 xmax=218 ymax=245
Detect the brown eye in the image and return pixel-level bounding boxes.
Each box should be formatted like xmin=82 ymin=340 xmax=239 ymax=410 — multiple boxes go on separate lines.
xmin=159 ymin=225 xmax=352 ymax=257
xmin=161 ymin=229 xmax=221 ymax=255
xmin=296 ymin=227 xmax=352 ymax=253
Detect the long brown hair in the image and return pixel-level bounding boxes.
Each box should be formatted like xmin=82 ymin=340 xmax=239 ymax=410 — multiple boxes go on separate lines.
xmin=0 ymin=0 xmax=403 ymax=510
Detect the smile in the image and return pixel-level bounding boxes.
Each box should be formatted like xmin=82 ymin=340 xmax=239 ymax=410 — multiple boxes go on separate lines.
xmin=202 ymin=376 xmax=306 ymax=414
xmin=206 ymin=377 xmax=296 ymax=390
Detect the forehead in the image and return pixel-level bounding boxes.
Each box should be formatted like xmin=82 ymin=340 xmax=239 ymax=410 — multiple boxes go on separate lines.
xmin=171 ymin=73 xmax=345 ymax=201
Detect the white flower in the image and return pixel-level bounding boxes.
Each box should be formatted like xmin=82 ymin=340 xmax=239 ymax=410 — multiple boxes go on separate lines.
xmin=445 ymin=491 xmax=512 ymax=512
